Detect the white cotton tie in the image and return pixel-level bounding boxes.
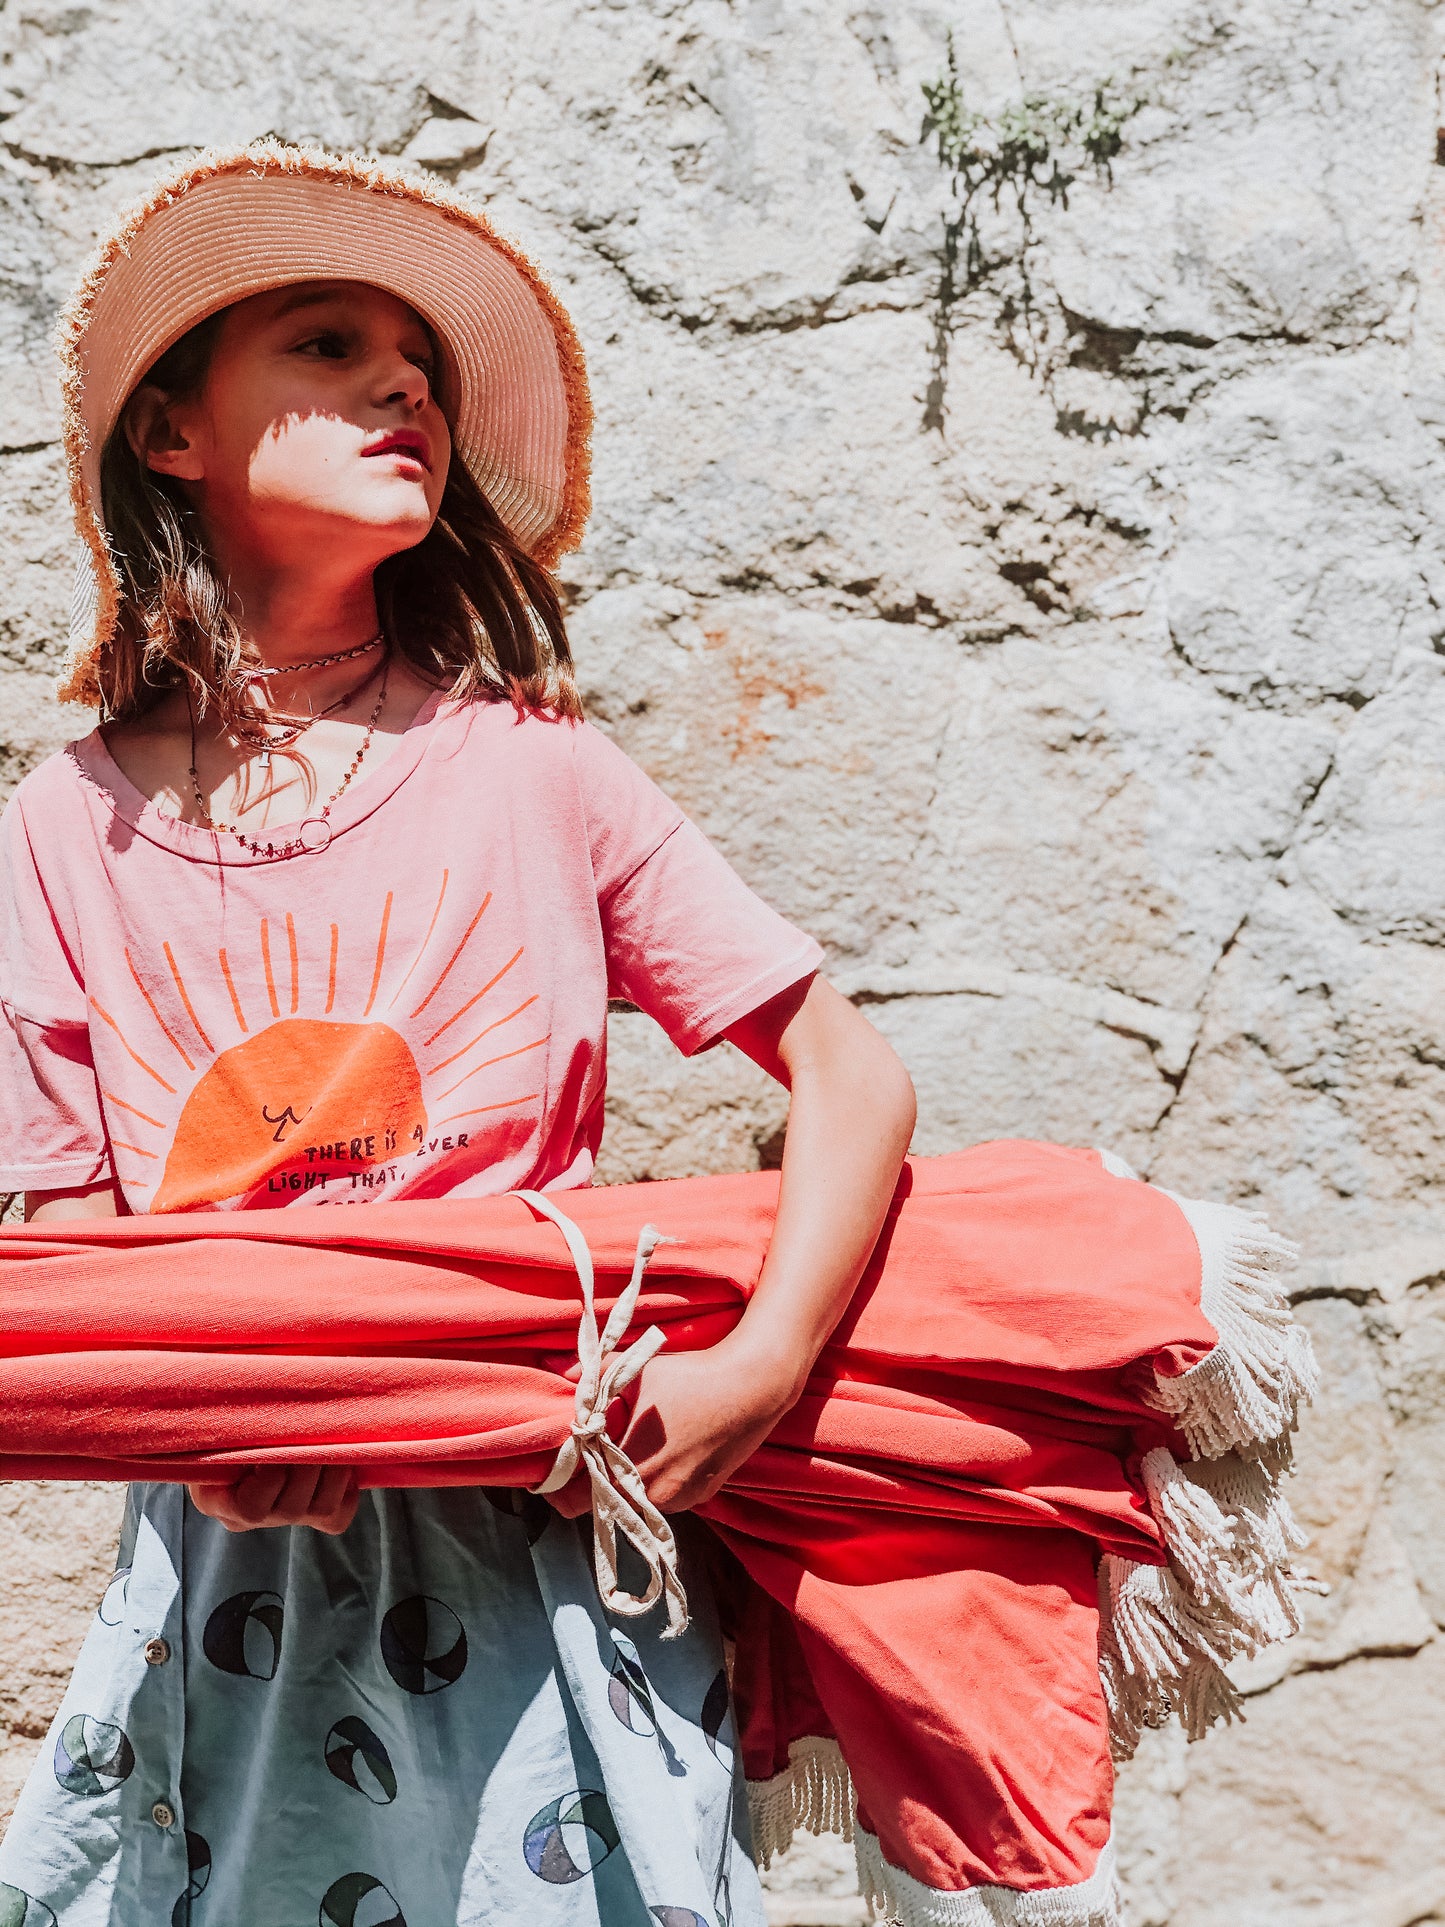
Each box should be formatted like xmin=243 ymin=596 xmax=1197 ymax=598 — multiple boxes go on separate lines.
xmin=516 ymin=1190 xmax=690 ymax=1637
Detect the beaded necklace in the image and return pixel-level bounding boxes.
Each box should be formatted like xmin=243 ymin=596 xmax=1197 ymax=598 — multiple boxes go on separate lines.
xmin=187 ymin=655 xmax=390 ymax=859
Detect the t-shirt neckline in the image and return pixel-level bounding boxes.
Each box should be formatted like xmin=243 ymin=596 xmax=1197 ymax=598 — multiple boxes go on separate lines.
xmin=71 ymin=687 xmax=451 ymax=866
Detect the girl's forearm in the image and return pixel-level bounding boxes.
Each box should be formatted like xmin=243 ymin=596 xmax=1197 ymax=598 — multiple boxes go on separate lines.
xmin=24 ymin=1181 xmax=122 ymax=1222
xmin=721 ymin=979 xmax=916 ymax=1400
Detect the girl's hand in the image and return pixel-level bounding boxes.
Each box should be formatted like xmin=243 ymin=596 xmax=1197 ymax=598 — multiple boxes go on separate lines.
xmin=187 ymin=1466 xmax=360 ymax=1535
xmin=621 ymin=1339 xmax=801 ymax=1514
xmin=547 ymin=1338 xmax=800 ymax=1519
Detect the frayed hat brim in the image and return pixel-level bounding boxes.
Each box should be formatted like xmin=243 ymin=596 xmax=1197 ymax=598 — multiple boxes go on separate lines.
xmin=54 ymin=140 xmax=592 ymax=708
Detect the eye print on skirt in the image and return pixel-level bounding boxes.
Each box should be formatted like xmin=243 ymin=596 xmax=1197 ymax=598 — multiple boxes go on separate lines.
xmin=523 ymin=1791 xmax=621 ymax=1884
xmin=97 ymin=1566 xmax=131 ymax=1627
xmin=170 ymin=1829 xmax=211 ymax=1927
xmin=324 ymin=1718 xmax=398 ymax=1805
xmin=701 ymin=1668 xmax=733 ymax=1762
xmin=318 ymin=1873 xmax=406 ymax=1927
xmin=0 ymin=1884 xmax=57 ymax=1926
xmin=53 ymin=1715 xmax=135 ymax=1797
xmin=606 ymin=1631 xmax=658 ymax=1735
xmin=202 ymin=1590 xmax=285 ymax=1680
xmin=379 ymin=1595 xmax=468 ymax=1695
xmin=606 ymin=1628 xmax=687 ymax=1776
xmin=482 ymin=1487 xmax=552 ymax=1545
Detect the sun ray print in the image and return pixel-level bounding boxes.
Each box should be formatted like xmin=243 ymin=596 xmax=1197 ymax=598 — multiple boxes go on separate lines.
xmin=432 ymin=1036 xmax=547 ymax=1104
xmin=426 ymin=993 xmax=539 ymax=1072
xmin=218 ymin=948 xmax=249 ymax=1033
xmin=430 ymin=1001 xmax=542 ymax=1078
xmin=409 ymin=893 xmax=491 ymax=1018
xmin=88 ymin=996 xmax=177 ymax=1095
xmin=421 ymin=948 xmax=524 ymax=1049
xmin=162 ymin=942 xmax=213 ymax=1053
xmin=260 ymin=919 xmax=281 ymax=1019
xmin=363 ymin=892 xmax=393 ymax=1018
xmin=286 ymin=912 xmax=299 ymax=1015
xmin=101 ymin=1092 xmax=165 ymax=1130
xmin=104 ymin=877 xmax=545 ymax=1213
xmin=124 ymin=948 xmax=195 ymax=1072
xmin=436 ymin=1093 xmax=543 ymax=1128
xmin=387 ymin=868 xmax=448 ymax=1010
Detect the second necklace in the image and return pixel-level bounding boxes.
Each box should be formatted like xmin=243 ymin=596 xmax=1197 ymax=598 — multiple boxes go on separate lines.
xmin=189 ymin=654 xmax=391 ymax=859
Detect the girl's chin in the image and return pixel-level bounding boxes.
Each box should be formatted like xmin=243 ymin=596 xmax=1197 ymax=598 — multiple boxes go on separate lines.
xmin=312 ymin=497 xmax=439 ymax=542
xmin=355 ymin=480 xmax=440 ymax=531
xmin=244 ymin=485 xmax=439 ymax=550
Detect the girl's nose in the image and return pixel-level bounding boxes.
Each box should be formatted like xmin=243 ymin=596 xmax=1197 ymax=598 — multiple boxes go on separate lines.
xmin=377 ymin=350 xmax=431 ymax=412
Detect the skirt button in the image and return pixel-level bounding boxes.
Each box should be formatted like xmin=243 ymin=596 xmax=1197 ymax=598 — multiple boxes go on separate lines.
xmin=151 ymin=1800 xmax=176 ymax=1829
xmin=144 ymin=1637 xmax=171 ymax=1666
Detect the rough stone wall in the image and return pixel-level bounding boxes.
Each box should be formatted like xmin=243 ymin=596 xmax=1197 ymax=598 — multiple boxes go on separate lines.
xmin=1 ymin=2 xmax=1443 ymax=1920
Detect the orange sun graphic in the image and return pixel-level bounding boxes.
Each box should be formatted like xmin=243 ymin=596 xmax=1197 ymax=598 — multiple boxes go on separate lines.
xmin=93 ymin=875 xmax=546 ymax=1210
xmin=152 ymin=1020 xmax=425 ymax=1212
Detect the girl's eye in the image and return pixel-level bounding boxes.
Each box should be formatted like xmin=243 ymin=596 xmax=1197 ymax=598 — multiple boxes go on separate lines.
xmin=295 ymin=331 xmax=349 ymax=359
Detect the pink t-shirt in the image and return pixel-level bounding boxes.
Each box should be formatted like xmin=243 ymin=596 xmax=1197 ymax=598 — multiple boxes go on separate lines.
xmin=0 ymin=695 xmax=821 ymax=1212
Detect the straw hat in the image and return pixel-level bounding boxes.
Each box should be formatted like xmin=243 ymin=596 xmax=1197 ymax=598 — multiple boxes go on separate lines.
xmin=54 ymin=140 xmax=592 ymax=707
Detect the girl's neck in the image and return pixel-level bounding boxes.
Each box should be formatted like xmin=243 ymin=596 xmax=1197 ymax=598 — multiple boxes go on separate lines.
xmin=224 ymin=556 xmax=383 ymax=673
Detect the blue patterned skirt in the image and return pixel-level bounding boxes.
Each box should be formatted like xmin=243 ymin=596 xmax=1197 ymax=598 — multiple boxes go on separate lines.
xmin=0 ymin=1485 xmax=765 ymax=1927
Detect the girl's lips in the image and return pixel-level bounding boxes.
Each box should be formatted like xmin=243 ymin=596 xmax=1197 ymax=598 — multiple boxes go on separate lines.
xmin=363 ymin=431 xmax=431 ymax=470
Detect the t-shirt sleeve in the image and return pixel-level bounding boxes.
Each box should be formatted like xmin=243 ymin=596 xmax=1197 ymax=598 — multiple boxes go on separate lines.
xmin=0 ymin=791 xmax=111 ymax=1193
xmin=572 ymin=723 xmax=824 ymax=1055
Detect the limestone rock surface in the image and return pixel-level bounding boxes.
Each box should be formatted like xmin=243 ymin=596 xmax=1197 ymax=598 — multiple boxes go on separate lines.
xmin=0 ymin=2 xmax=1442 ymax=1921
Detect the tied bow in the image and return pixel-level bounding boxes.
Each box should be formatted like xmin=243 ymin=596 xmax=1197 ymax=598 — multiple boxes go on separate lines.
xmin=517 ymin=1190 xmax=690 ymax=1637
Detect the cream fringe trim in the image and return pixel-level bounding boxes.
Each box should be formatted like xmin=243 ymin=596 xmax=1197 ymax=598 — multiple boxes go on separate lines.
xmin=749 ymin=1754 xmax=1121 ymax=1927
xmin=1100 ymin=1189 xmax=1321 ymax=1760
xmin=855 ymin=1827 xmax=1121 ymax=1927
xmin=747 ymin=1737 xmax=855 ymax=1869
xmin=1142 ymin=1196 xmax=1317 ymax=1463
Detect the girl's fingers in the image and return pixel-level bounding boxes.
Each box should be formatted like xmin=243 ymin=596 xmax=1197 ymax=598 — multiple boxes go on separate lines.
xmin=311 ymin=1465 xmax=360 ymax=1534
xmin=186 ymin=1481 xmax=243 ymax=1524
xmin=230 ymin=1466 xmax=302 ymax=1525
xmin=186 ymin=1466 xmax=359 ymax=1532
xmin=183 ymin=1477 xmax=269 ymax=1531
xmin=312 ymin=1464 xmax=352 ymax=1511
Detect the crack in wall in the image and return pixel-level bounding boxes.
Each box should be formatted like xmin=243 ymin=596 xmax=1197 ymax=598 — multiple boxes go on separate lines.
xmin=1144 ymin=738 xmax=1341 ymax=1150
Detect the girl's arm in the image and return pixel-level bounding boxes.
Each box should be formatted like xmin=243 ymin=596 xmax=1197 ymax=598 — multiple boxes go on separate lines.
xmin=608 ymin=973 xmax=916 ymax=1514
xmin=24 ymin=1180 xmax=125 ymax=1221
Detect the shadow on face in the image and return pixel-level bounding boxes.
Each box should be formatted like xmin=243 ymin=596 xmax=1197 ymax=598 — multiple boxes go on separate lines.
xmin=125 ymin=279 xmax=453 ymax=573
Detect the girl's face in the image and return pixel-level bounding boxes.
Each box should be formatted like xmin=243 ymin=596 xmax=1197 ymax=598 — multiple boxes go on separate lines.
xmin=128 ymin=280 xmax=451 ymax=574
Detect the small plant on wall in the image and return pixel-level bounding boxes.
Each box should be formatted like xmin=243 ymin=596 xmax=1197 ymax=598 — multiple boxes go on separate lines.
xmin=921 ymin=34 xmax=1146 ymax=427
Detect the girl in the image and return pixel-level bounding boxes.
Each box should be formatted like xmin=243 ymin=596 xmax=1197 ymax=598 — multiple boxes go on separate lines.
xmin=0 ymin=146 xmax=916 ymax=1927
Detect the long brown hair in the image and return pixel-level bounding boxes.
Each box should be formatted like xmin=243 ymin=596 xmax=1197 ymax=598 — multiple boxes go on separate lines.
xmin=96 ymin=302 xmax=581 ymax=726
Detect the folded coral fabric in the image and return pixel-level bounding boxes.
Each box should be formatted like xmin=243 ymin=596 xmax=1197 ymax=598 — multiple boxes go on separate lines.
xmin=0 ymin=1140 xmax=1315 ymax=1919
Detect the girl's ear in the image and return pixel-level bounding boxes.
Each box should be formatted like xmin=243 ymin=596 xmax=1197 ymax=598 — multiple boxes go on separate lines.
xmin=123 ymin=383 xmax=206 ymax=483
